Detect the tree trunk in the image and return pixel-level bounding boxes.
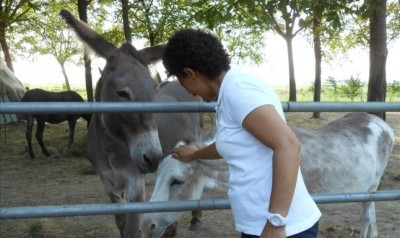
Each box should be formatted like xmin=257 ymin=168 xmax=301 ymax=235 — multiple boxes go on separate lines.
xmin=78 ymin=0 xmax=94 ymax=102
xmin=0 ymin=27 xmax=14 ymax=72
xmin=367 ymin=0 xmax=387 ymax=120
xmin=312 ymin=4 xmax=323 ymax=119
xmin=286 ymin=37 xmax=297 ymax=102
xmin=121 ymin=0 xmax=132 ymax=43
xmin=83 ymin=52 xmax=93 ymax=101
xmin=60 ymin=63 xmax=71 ymax=91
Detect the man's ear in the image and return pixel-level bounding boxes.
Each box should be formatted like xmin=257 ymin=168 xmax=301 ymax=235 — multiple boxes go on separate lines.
xmin=183 ymin=68 xmax=196 ymax=78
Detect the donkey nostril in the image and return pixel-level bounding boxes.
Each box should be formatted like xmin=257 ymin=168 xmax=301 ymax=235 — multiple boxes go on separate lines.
xmin=142 ymin=154 xmax=160 ymax=173
xmin=150 ymin=223 xmax=156 ymax=231
xmin=143 ymin=154 xmax=152 ymax=165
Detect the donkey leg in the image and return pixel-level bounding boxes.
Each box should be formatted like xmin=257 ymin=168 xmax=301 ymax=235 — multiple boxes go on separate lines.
xmin=360 ymin=201 xmax=377 ymax=238
xmin=67 ymin=118 xmax=77 ymax=148
xmin=25 ymin=116 xmax=35 ymax=159
xmin=190 ymin=210 xmax=202 ymax=231
xmin=35 ymin=121 xmax=50 ymax=157
xmin=368 ymin=202 xmax=378 ymax=238
xmin=124 ymin=176 xmax=146 ymax=238
xmin=108 ymin=192 xmax=127 ymax=238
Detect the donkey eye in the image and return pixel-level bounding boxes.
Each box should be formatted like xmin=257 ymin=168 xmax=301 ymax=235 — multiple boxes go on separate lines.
xmin=116 ymin=90 xmax=131 ymax=100
xmin=170 ymin=179 xmax=185 ymax=187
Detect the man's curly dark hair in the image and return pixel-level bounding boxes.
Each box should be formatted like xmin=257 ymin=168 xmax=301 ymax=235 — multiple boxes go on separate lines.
xmin=163 ymin=29 xmax=231 ymax=79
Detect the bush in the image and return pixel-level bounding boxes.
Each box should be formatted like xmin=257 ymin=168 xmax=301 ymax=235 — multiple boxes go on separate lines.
xmin=324 ymin=76 xmax=339 ymax=101
xmin=338 ymin=76 xmax=365 ymax=101
xmin=387 ymin=80 xmax=400 ymax=101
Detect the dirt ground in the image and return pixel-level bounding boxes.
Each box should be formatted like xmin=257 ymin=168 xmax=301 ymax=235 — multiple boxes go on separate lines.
xmin=0 ymin=112 xmax=399 ymax=238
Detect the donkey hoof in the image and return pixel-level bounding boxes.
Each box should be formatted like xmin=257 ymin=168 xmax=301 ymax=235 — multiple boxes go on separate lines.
xmin=189 ymin=218 xmax=201 ymax=231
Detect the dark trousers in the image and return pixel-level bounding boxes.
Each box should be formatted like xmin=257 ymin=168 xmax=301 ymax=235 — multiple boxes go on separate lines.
xmin=241 ymin=221 xmax=319 ymax=238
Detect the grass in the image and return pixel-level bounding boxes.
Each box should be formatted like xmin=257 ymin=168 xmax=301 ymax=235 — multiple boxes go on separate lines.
xmin=0 ymin=119 xmax=91 ymax=172
xmin=28 ymin=220 xmax=44 ymax=237
xmin=273 ymin=85 xmax=400 ymax=102
xmin=393 ymin=172 xmax=400 ymax=181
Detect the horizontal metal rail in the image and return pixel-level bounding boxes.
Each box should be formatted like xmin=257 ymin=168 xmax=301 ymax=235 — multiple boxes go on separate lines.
xmin=1 ymin=102 xmax=400 ymax=114
xmin=1 ymin=191 xmax=399 ymax=219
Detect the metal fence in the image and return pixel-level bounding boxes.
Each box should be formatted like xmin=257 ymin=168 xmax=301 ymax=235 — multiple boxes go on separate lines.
xmin=1 ymin=101 xmax=400 ymax=219
xmin=1 ymin=191 xmax=400 ymax=219
xmin=1 ymin=101 xmax=400 ymax=114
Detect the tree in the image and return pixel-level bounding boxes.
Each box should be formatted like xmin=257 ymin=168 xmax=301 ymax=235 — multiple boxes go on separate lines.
xmin=120 ymin=0 xmax=132 ymax=43
xmin=193 ymin=1 xmax=265 ymax=65
xmin=100 ymin=0 xmax=266 ymax=66
xmin=327 ymin=1 xmax=399 ymax=119
xmin=367 ymin=0 xmax=387 ymax=120
xmin=108 ymin=0 xmax=196 ymax=46
xmin=306 ymin=0 xmax=356 ymax=118
xmin=14 ymin=2 xmax=82 ymax=91
xmin=78 ymin=0 xmax=94 ymax=102
xmin=237 ymin=0 xmax=311 ymax=101
xmin=310 ymin=2 xmax=323 ymax=118
xmin=0 ymin=0 xmax=41 ymax=72
xmin=337 ymin=1 xmax=399 ymax=49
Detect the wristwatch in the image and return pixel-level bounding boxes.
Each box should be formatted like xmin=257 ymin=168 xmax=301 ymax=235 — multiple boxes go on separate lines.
xmin=267 ymin=212 xmax=287 ymax=227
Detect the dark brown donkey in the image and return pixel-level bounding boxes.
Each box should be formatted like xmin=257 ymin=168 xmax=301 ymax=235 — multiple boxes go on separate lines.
xmin=60 ymin=9 xmax=165 ymax=238
xmin=20 ymin=88 xmax=91 ymax=159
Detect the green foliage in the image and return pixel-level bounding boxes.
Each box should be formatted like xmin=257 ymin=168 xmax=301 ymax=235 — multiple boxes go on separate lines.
xmin=103 ymin=0 xmax=199 ymax=46
xmin=107 ymin=0 xmax=268 ymax=64
xmin=387 ymin=1 xmax=400 ymax=44
xmin=387 ymin=80 xmax=400 ymax=101
xmin=191 ymin=1 xmax=266 ymax=64
xmin=324 ymin=76 xmax=339 ymax=100
xmin=338 ymin=75 xmax=365 ymax=101
xmin=331 ymin=0 xmax=400 ymax=51
xmin=99 ymin=26 xmax=125 ymax=46
xmin=12 ymin=2 xmax=82 ymax=62
xmin=0 ymin=0 xmax=42 ymax=39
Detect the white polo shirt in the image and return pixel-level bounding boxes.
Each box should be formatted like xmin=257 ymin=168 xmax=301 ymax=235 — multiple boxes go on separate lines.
xmin=215 ymin=68 xmax=321 ymax=236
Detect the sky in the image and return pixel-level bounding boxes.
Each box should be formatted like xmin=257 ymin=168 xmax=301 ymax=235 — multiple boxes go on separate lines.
xmin=11 ymin=33 xmax=400 ymax=90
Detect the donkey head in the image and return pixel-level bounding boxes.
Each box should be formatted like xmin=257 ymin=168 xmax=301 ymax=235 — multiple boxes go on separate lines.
xmin=59 ymin=9 xmax=165 ymax=173
xmin=142 ymin=140 xmax=226 ymax=238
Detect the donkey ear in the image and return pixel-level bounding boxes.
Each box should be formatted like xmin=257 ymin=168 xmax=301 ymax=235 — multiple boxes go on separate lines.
xmin=59 ymin=9 xmax=117 ymax=59
xmin=139 ymin=44 xmax=166 ymax=64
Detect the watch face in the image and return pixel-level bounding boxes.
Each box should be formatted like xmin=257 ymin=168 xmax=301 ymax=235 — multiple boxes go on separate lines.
xmin=269 ymin=214 xmax=285 ymax=226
